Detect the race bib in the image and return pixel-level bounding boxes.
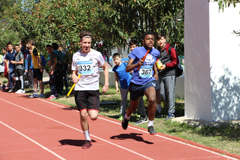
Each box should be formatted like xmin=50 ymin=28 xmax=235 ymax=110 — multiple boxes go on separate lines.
xmin=139 ymin=65 xmax=153 ymax=78
xmin=77 ymin=60 xmax=93 ymax=75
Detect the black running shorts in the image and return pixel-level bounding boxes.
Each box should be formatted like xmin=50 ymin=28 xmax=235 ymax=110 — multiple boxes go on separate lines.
xmin=74 ymin=90 xmax=100 ymax=112
xmin=33 ymin=69 xmax=43 ymax=80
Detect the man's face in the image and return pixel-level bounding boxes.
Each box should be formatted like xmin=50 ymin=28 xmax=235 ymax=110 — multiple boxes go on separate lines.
xmin=15 ymin=46 xmax=20 ymax=52
xmin=113 ymin=56 xmax=121 ymax=66
xmin=143 ymin=35 xmax=154 ymax=49
xmin=7 ymin=44 xmax=13 ymax=52
xmin=129 ymin=44 xmax=137 ymax=52
xmin=46 ymin=47 xmax=52 ymax=53
xmin=80 ymin=37 xmax=91 ymax=53
xmin=157 ymin=37 xmax=166 ymax=48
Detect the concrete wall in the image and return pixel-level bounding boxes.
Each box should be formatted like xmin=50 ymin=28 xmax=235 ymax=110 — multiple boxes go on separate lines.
xmin=185 ymin=0 xmax=240 ymax=121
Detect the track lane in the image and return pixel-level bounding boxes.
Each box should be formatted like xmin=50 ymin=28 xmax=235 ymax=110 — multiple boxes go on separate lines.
xmin=0 ymin=92 xmax=238 ymax=160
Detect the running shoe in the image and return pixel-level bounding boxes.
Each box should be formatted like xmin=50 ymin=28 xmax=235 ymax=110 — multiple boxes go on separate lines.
xmin=135 ymin=117 xmax=148 ymax=124
xmin=8 ymin=89 xmax=13 ymax=93
xmin=47 ymin=95 xmax=56 ymax=100
xmin=38 ymin=94 xmax=44 ymax=98
xmin=15 ymin=89 xmax=23 ymax=94
xmin=164 ymin=113 xmax=175 ymax=121
xmin=148 ymin=126 xmax=157 ymax=135
xmin=82 ymin=140 xmax=92 ymax=149
xmin=29 ymin=93 xmax=38 ymax=98
xmin=122 ymin=113 xmax=129 ymax=130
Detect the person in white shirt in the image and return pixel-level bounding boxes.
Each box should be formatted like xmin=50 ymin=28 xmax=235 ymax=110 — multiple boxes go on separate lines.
xmin=71 ymin=31 xmax=109 ymax=149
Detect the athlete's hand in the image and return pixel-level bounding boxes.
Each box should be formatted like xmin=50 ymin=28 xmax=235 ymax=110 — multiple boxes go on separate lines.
xmin=116 ymin=88 xmax=119 ymax=93
xmin=40 ymin=68 xmax=43 ymax=73
xmin=102 ymin=84 xmax=109 ymax=93
xmin=50 ymin=70 xmax=53 ymax=76
xmin=137 ymin=59 xmax=144 ymax=68
xmin=73 ymin=75 xmax=80 ymax=84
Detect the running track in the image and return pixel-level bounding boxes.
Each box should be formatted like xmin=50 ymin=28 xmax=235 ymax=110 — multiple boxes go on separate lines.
xmin=0 ymin=92 xmax=239 ymax=160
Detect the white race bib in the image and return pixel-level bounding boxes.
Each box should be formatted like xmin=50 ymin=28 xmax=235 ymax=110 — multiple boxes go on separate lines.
xmin=77 ymin=60 xmax=93 ymax=75
xmin=139 ymin=65 xmax=153 ymax=78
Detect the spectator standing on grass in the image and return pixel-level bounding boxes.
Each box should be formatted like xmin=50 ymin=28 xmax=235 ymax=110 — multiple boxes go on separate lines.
xmin=128 ymin=39 xmax=148 ymax=124
xmin=112 ymin=53 xmax=132 ymax=121
xmin=28 ymin=39 xmax=44 ymax=98
xmin=46 ymin=44 xmax=60 ymax=100
xmin=52 ymin=43 xmax=63 ymax=96
xmin=4 ymin=42 xmax=16 ymax=93
xmin=155 ymin=33 xmax=178 ymax=120
xmin=0 ymin=50 xmax=4 ymax=88
xmin=11 ymin=44 xmax=25 ymax=93
xmin=58 ymin=45 xmax=69 ymax=92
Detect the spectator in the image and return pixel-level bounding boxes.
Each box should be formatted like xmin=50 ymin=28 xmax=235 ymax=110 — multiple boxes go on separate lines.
xmin=0 ymin=50 xmax=4 ymax=88
xmin=11 ymin=44 xmax=25 ymax=93
xmin=112 ymin=53 xmax=132 ymax=121
xmin=51 ymin=43 xmax=63 ymax=96
xmin=155 ymin=33 xmax=178 ymax=120
xmin=58 ymin=45 xmax=69 ymax=92
xmin=28 ymin=39 xmax=44 ymax=98
xmin=46 ymin=44 xmax=60 ymax=100
xmin=4 ymin=42 xmax=16 ymax=93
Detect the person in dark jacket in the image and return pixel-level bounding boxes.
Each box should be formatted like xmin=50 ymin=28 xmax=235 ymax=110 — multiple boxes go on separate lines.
xmin=155 ymin=33 xmax=178 ymax=120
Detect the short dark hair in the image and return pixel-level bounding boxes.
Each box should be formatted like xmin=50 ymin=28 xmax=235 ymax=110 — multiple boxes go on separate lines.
xmin=157 ymin=33 xmax=166 ymax=40
xmin=113 ymin=53 xmax=120 ymax=58
xmin=52 ymin=43 xmax=58 ymax=50
xmin=21 ymin=40 xmax=26 ymax=44
xmin=129 ymin=39 xmax=138 ymax=46
xmin=15 ymin=44 xmax=20 ymax=47
xmin=7 ymin=42 xmax=12 ymax=46
xmin=142 ymin=32 xmax=154 ymax=40
xmin=46 ymin=45 xmax=52 ymax=48
xmin=79 ymin=31 xmax=93 ymax=40
xmin=28 ymin=39 xmax=35 ymax=46
xmin=2 ymin=47 xmax=7 ymax=51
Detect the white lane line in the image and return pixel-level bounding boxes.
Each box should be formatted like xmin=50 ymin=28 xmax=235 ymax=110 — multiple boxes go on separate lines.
xmin=0 ymin=121 xmax=66 ymax=160
xmin=0 ymin=98 xmax=153 ymax=160
xmin=37 ymin=99 xmax=238 ymax=160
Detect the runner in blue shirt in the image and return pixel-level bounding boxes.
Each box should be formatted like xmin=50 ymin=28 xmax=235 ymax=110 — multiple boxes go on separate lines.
xmin=122 ymin=32 xmax=160 ymax=135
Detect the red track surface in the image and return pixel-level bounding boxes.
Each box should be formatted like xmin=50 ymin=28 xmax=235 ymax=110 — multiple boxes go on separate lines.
xmin=0 ymin=92 xmax=239 ymax=160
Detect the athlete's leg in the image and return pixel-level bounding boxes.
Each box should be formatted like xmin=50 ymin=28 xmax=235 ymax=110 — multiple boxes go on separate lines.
xmin=126 ymin=97 xmax=140 ymax=117
xmin=88 ymin=110 xmax=98 ymax=121
xmin=80 ymin=109 xmax=89 ymax=131
xmin=144 ymin=86 xmax=156 ymax=121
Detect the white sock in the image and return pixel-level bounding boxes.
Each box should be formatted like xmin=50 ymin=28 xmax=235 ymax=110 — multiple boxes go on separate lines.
xmin=83 ymin=130 xmax=91 ymax=141
xmin=148 ymin=120 xmax=154 ymax=127
xmin=125 ymin=113 xmax=130 ymax=120
xmin=157 ymin=104 xmax=161 ymax=113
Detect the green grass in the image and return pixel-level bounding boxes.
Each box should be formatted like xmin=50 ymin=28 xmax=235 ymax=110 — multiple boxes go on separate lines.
xmin=24 ymin=83 xmax=240 ymax=156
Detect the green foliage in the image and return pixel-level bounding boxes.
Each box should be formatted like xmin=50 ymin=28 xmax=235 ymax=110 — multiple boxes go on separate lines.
xmin=1 ymin=0 xmax=184 ymax=56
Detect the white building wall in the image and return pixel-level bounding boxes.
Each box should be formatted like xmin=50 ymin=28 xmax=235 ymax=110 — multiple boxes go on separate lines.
xmin=185 ymin=0 xmax=240 ymax=121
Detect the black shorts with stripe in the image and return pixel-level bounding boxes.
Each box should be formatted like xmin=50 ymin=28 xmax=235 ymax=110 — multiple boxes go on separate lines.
xmin=74 ymin=90 xmax=100 ymax=112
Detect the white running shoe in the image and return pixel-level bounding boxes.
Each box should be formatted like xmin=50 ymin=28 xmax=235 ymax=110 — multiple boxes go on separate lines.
xmin=15 ymin=89 xmax=23 ymax=94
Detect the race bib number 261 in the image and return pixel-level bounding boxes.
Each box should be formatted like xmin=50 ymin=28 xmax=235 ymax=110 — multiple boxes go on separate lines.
xmin=77 ymin=60 xmax=93 ymax=75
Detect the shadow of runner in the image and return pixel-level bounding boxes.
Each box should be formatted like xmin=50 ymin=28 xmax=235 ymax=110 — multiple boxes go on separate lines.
xmin=110 ymin=133 xmax=153 ymax=144
xmin=59 ymin=139 xmax=97 ymax=147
